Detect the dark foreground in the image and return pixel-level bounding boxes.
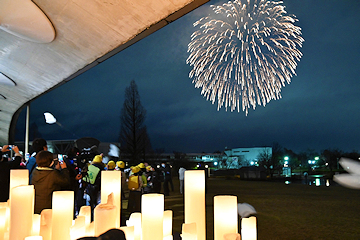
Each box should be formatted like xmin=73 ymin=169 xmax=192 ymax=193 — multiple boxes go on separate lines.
xmin=151 ymin=177 xmax=360 ymax=240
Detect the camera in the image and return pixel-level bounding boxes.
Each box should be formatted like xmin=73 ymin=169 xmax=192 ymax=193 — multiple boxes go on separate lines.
xmin=8 ymin=145 xmax=13 ymax=150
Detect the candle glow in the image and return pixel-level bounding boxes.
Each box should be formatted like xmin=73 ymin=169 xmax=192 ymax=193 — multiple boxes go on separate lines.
xmin=184 ymin=170 xmax=206 ymax=240
xmin=142 ymin=194 xmax=164 ymax=240
xmin=214 ymin=195 xmax=238 ymax=240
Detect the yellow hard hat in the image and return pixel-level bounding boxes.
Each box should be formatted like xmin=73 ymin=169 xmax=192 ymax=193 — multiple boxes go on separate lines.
xmin=107 ymin=161 xmax=116 ymax=170
xmin=92 ymin=155 xmax=102 ymax=163
xmin=138 ymin=163 xmax=145 ymax=169
xmin=146 ymin=165 xmax=152 ymax=171
xmin=132 ymin=166 xmax=141 ymax=174
xmin=117 ymin=161 xmax=125 ymax=168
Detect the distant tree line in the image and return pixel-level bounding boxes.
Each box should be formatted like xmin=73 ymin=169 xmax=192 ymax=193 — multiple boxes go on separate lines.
xmin=257 ymin=142 xmax=360 ymax=178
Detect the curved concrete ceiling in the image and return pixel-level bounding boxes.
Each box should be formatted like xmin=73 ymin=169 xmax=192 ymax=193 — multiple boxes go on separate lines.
xmin=0 ymin=0 xmax=209 ymax=144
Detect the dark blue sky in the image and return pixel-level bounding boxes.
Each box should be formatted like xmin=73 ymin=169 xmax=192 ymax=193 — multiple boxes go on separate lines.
xmin=15 ymin=0 xmax=360 ymax=154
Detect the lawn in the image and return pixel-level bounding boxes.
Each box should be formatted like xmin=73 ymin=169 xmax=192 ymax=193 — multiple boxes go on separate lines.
xmin=163 ymin=177 xmax=360 ymax=240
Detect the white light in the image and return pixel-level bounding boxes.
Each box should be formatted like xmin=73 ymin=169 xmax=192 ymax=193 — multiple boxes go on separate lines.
xmin=214 ymin=162 xmax=218 ymax=166
xmin=308 ymin=160 xmax=311 ymax=164
xmin=250 ymin=161 xmax=254 ymax=165
xmin=205 ymin=165 xmax=208 ymax=169
xmin=44 ymin=112 xmax=57 ymax=124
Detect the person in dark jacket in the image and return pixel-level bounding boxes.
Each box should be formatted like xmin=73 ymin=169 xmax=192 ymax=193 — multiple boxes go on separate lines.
xmin=63 ymin=147 xmax=83 ymax=216
xmin=0 ymin=145 xmax=23 ymax=202
xmin=161 ymin=162 xmax=172 ymax=196
xmin=31 ymin=150 xmax=70 ymax=214
xmin=127 ymin=166 xmax=143 ymax=213
xmin=26 ymin=138 xmax=48 ymax=181
xmin=83 ymin=155 xmax=105 ymax=217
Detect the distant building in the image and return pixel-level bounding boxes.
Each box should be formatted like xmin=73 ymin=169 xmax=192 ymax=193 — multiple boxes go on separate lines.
xmin=186 ymin=153 xmax=226 ymax=165
xmin=223 ymin=147 xmax=272 ymax=168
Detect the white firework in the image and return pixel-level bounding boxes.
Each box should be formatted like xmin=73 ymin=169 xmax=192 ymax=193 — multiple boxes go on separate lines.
xmin=186 ymin=0 xmax=304 ymax=115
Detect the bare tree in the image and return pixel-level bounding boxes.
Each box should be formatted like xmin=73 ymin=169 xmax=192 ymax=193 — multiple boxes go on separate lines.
xmin=258 ymin=142 xmax=283 ymax=178
xmin=257 ymin=148 xmax=273 ymax=178
xmin=119 ymin=80 xmax=152 ymax=163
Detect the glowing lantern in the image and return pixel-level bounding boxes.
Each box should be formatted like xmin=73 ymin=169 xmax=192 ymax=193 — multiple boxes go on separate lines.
xmin=224 ymin=233 xmax=241 ymax=240
xmin=25 ymin=237 xmax=43 ymax=240
xmin=9 ymin=185 xmax=34 ymax=240
xmin=31 ymin=214 xmax=41 ymax=236
xmin=9 ymin=169 xmax=29 ymax=199
xmin=214 ymin=195 xmax=238 ymax=240
xmin=181 ymin=222 xmax=197 ymax=240
xmin=184 ymin=170 xmax=206 ymax=240
xmin=163 ymin=210 xmax=173 ymax=239
xmin=86 ymin=222 xmax=95 ymax=237
xmin=39 ymin=209 xmax=52 ymax=240
xmin=78 ymin=206 xmax=91 ymax=226
xmin=0 ymin=207 xmax=6 ymax=240
xmin=126 ymin=212 xmax=141 ymax=240
xmin=241 ymin=216 xmax=257 ymax=240
xmin=70 ymin=216 xmax=85 ymax=240
xmin=51 ymin=191 xmax=74 ymax=240
xmin=0 ymin=202 xmax=9 ymax=235
xmin=101 ymin=171 xmax=121 ymax=227
xmin=142 ymin=194 xmax=164 ymax=240
xmin=119 ymin=226 xmax=134 ymax=240
xmin=94 ymin=193 xmax=117 ymax=236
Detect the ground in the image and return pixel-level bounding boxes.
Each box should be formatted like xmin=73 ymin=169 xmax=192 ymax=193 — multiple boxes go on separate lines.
xmin=122 ymin=177 xmax=360 ymax=240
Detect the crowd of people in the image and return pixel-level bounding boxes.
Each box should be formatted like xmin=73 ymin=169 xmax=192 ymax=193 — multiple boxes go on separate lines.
xmin=0 ymin=138 xmax=181 ymax=221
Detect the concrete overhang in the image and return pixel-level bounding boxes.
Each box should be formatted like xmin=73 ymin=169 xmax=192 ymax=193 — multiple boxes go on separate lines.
xmin=0 ymin=0 xmax=209 ymax=144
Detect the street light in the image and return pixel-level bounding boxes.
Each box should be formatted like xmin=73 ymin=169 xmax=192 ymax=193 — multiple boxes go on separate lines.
xmin=44 ymin=112 xmax=57 ymax=124
xmin=284 ymin=156 xmax=289 ymax=167
xmin=283 ymin=156 xmax=291 ymax=177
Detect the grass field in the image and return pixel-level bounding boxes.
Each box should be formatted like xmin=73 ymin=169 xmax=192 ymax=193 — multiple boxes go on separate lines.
xmin=161 ymin=177 xmax=360 ymax=240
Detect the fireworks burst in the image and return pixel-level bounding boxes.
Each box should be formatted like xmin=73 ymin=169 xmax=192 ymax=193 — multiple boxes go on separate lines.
xmin=186 ymin=0 xmax=304 ymax=115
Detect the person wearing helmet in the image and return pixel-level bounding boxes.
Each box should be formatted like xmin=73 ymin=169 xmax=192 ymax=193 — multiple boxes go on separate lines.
xmin=106 ymin=160 xmax=116 ymax=170
xmin=138 ymin=162 xmax=148 ymax=193
xmin=116 ymin=160 xmax=127 ymax=199
xmin=83 ymin=154 xmax=105 ymax=215
xmin=143 ymin=165 xmax=154 ymax=193
xmin=127 ymin=166 xmax=143 ymax=213
xmin=117 ymin=160 xmax=125 ymax=169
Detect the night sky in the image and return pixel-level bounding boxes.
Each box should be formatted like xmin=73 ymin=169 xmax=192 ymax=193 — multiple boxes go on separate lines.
xmin=15 ymin=0 xmax=360 ymax=154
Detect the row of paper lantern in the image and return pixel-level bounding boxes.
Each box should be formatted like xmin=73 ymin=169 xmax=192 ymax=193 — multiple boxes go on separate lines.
xmin=0 ymin=169 xmax=257 ymax=240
